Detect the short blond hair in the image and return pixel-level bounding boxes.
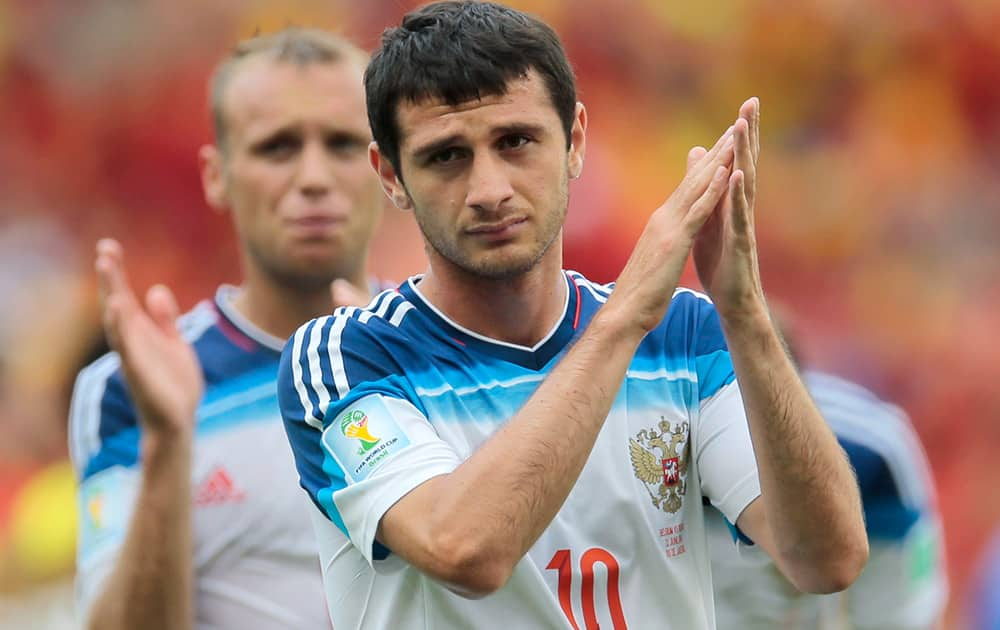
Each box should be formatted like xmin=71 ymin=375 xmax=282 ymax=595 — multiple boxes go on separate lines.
xmin=209 ymin=27 xmax=368 ymax=150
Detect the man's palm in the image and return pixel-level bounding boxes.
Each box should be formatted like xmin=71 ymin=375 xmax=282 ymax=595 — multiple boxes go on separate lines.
xmin=97 ymin=239 xmax=202 ymax=434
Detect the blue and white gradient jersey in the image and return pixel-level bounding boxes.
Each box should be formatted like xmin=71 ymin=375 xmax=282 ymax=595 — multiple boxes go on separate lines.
xmin=279 ymin=272 xmax=761 ymax=630
xmin=69 ymin=286 xmax=331 ymax=629
xmin=709 ymin=370 xmax=948 ymax=630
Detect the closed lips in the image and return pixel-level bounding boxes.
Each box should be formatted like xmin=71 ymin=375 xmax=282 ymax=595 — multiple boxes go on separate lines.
xmin=467 ymin=217 xmax=526 ymax=233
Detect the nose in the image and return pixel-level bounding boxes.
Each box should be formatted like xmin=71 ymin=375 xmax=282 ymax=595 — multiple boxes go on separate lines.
xmin=464 ymin=152 xmax=514 ymax=212
xmin=296 ymin=141 xmax=333 ymax=199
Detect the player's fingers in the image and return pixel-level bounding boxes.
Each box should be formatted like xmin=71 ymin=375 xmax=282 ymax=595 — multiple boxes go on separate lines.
xmin=101 ymin=293 xmax=126 ymax=354
xmin=330 ymin=279 xmax=371 ymax=310
xmin=733 ymin=116 xmax=756 ymax=204
xmin=753 ymin=97 xmax=760 ymax=160
xmin=679 ymin=135 xmax=734 ymax=207
xmin=95 ymin=238 xmax=135 ymax=309
xmin=693 ymin=125 xmax=734 ymax=172
xmin=685 ymin=165 xmax=730 ymax=233
xmin=734 ymin=117 xmax=752 ymax=174
xmin=691 ymin=126 xmax=736 ymax=185
xmin=728 ymin=170 xmax=751 ymax=234
xmin=686 ymin=146 xmax=707 ymax=175
xmin=738 ymin=97 xmax=755 ymax=126
xmin=146 ymin=284 xmax=181 ymax=337
xmin=737 ymin=97 xmax=758 ymax=163
xmin=95 ymin=239 xmax=135 ymax=354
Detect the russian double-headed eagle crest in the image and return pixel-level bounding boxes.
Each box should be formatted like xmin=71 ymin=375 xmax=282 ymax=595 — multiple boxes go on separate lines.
xmin=629 ymin=418 xmax=690 ymax=514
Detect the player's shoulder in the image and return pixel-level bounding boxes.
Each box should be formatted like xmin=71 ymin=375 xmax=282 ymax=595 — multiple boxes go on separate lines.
xmin=805 ymin=369 xmax=932 ymax=492
xmin=68 ymin=298 xmax=219 ymax=472
xmin=566 ymin=270 xmax=614 ymax=304
xmin=668 ymin=286 xmax=715 ymax=313
xmin=279 ymin=288 xmax=426 ymax=422
xmin=805 ymin=370 xmax=883 ymax=406
xmin=565 ymin=273 xmax=722 ymax=362
xmin=283 ymin=288 xmax=423 ymax=381
xmin=289 ymin=288 xmax=416 ymax=349
xmin=72 ymin=298 xmax=220 ymax=394
xmin=176 ymin=298 xmax=220 ymax=345
xmin=655 ymin=286 xmax=723 ymax=355
xmin=69 ymin=348 xmax=133 ymax=475
xmin=562 ymin=271 xmax=714 ymax=314
xmin=804 ymin=370 xmax=913 ymax=439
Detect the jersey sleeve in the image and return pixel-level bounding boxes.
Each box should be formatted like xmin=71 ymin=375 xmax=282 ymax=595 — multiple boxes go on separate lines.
xmin=67 ymin=354 xmax=141 ymax=616
xmin=278 ymin=306 xmax=462 ymax=565
xmin=695 ymin=383 xmax=760 ymax=529
xmin=672 ymin=290 xmax=760 ymax=528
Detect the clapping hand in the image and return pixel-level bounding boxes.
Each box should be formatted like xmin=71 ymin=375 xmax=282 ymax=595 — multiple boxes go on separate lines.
xmin=96 ymin=239 xmax=202 ymax=438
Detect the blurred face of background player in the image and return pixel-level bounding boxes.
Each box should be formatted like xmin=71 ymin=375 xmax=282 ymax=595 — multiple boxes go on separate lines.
xmin=201 ymin=53 xmax=384 ymax=292
xmin=375 ymin=69 xmax=586 ymax=281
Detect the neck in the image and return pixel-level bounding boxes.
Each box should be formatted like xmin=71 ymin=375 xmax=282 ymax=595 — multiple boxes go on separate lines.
xmin=230 ymin=264 xmax=369 ymax=343
xmin=417 ymin=244 xmax=567 ymax=348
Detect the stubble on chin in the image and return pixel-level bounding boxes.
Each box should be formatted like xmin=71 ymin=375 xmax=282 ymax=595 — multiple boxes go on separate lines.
xmin=247 ymin=241 xmax=354 ymax=292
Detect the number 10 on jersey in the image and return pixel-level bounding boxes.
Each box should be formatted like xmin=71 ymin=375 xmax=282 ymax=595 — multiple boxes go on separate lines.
xmin=546 ymin=548 xmax=627 ymax=629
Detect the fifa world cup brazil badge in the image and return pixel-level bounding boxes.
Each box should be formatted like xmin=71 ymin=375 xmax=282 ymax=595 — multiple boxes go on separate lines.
xmin=321 ymin=397 xmax=411 ymax=482
xmin=629 ymin=418 xmax=690 ymax=514
xmin=341 ymin=409 xmax=381 ymax=456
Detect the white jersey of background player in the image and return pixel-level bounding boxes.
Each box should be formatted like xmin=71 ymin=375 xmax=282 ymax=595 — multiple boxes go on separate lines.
xmin=708 ymin=370 xmax=948 ymax=629
xmin=68 ymin=28 xmax=384 ymax=630
xmin=71 ymin=292 xmax=331 ymax=628
xmin=279 ymin=2 xmax=867 ymax=629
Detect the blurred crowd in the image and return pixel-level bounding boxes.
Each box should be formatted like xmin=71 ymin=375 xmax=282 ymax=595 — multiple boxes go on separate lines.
xmin=1 ymin=0 xmax=998 ymax=627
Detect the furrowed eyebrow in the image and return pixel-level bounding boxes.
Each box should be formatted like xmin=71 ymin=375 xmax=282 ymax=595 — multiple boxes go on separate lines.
xmin=248 ymin=125 xmax=299 ymax=145
xmin=409 ymin=123 xmax=548 ymax=161
xmin=410 ymin=134 xmax=464 ymax=162
xmin=326 ymin=129 xmax=371 ymax=144
xmin=493 ymin=123 xmax=546 ymax=139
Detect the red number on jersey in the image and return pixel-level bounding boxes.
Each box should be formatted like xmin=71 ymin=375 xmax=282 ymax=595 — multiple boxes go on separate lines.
xmin=546 ymin=547 xmax=627 ymax=629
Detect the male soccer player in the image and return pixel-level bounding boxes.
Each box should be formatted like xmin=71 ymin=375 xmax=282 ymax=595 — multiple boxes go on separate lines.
xmin=68 ymin=28 xmax=383 ymax=630
xmin=709 ymin=369 xmax=949 ymax=629
xmin=279 ymin=3 xmax=868 ymax=628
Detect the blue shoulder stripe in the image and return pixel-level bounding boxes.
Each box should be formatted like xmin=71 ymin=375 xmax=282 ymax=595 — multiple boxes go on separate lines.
xmin=68 ymin=353 xmax=122 ymax=476
xmin=287 ymin=293 xmax=417 ymax=431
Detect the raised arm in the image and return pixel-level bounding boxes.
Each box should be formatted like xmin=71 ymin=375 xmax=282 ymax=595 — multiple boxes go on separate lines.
xmin=374 ymin=126 xmax=737 ymax=597
xmin=80 ymin=239 xmax=202 ymax=630
xmin=691 ymin=99 xmax=868 ymax=593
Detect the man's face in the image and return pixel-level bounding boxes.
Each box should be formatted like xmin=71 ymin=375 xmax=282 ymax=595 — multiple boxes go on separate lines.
xmin=383 ymin=70 xmax=585 ymax=280
xmin=207 ymin=57 xmax=383 ymax=290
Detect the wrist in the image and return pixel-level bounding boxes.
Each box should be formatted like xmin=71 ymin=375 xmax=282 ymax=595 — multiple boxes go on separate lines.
xmin=587 ymin=303 xmax=649 ymax=349
xmin=141 ymin=425 xmax=193 ymax=464
xmin=716 ymin=296 xmax=770 ymax=332
xmin=718 ymin=300 xmax=786 ymax=358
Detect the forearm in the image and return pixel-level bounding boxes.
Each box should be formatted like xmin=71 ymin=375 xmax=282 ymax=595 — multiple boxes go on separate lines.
xmin=722 ymin=306 xmax=867 ymax=590
xmin=453 ymin=312 xmax=638 ymax=545
xmin=86 ymin=431 xmax=194 ymax=630
xmin=382 ymin=308 xmax=643 ymax=591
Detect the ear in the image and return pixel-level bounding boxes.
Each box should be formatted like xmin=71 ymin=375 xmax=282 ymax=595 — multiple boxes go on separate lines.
xmin=199 ymin=144 xmax=227 ymax=212
xmin=369 ymin=141 xmax=412 ymax=211
xmin=567 ymin=102 xmax=588 ymax=180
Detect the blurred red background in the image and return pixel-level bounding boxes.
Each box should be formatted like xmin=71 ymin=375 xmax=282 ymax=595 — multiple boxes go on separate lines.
xmin=1 ymin=0 xmax=998 ymax=626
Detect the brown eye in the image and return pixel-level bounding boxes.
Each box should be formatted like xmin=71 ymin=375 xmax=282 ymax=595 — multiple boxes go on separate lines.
xmin=498 ymin=134 xmax=531 ymax=150
xmin=429 ymin=147 xmax=467 ymax=165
